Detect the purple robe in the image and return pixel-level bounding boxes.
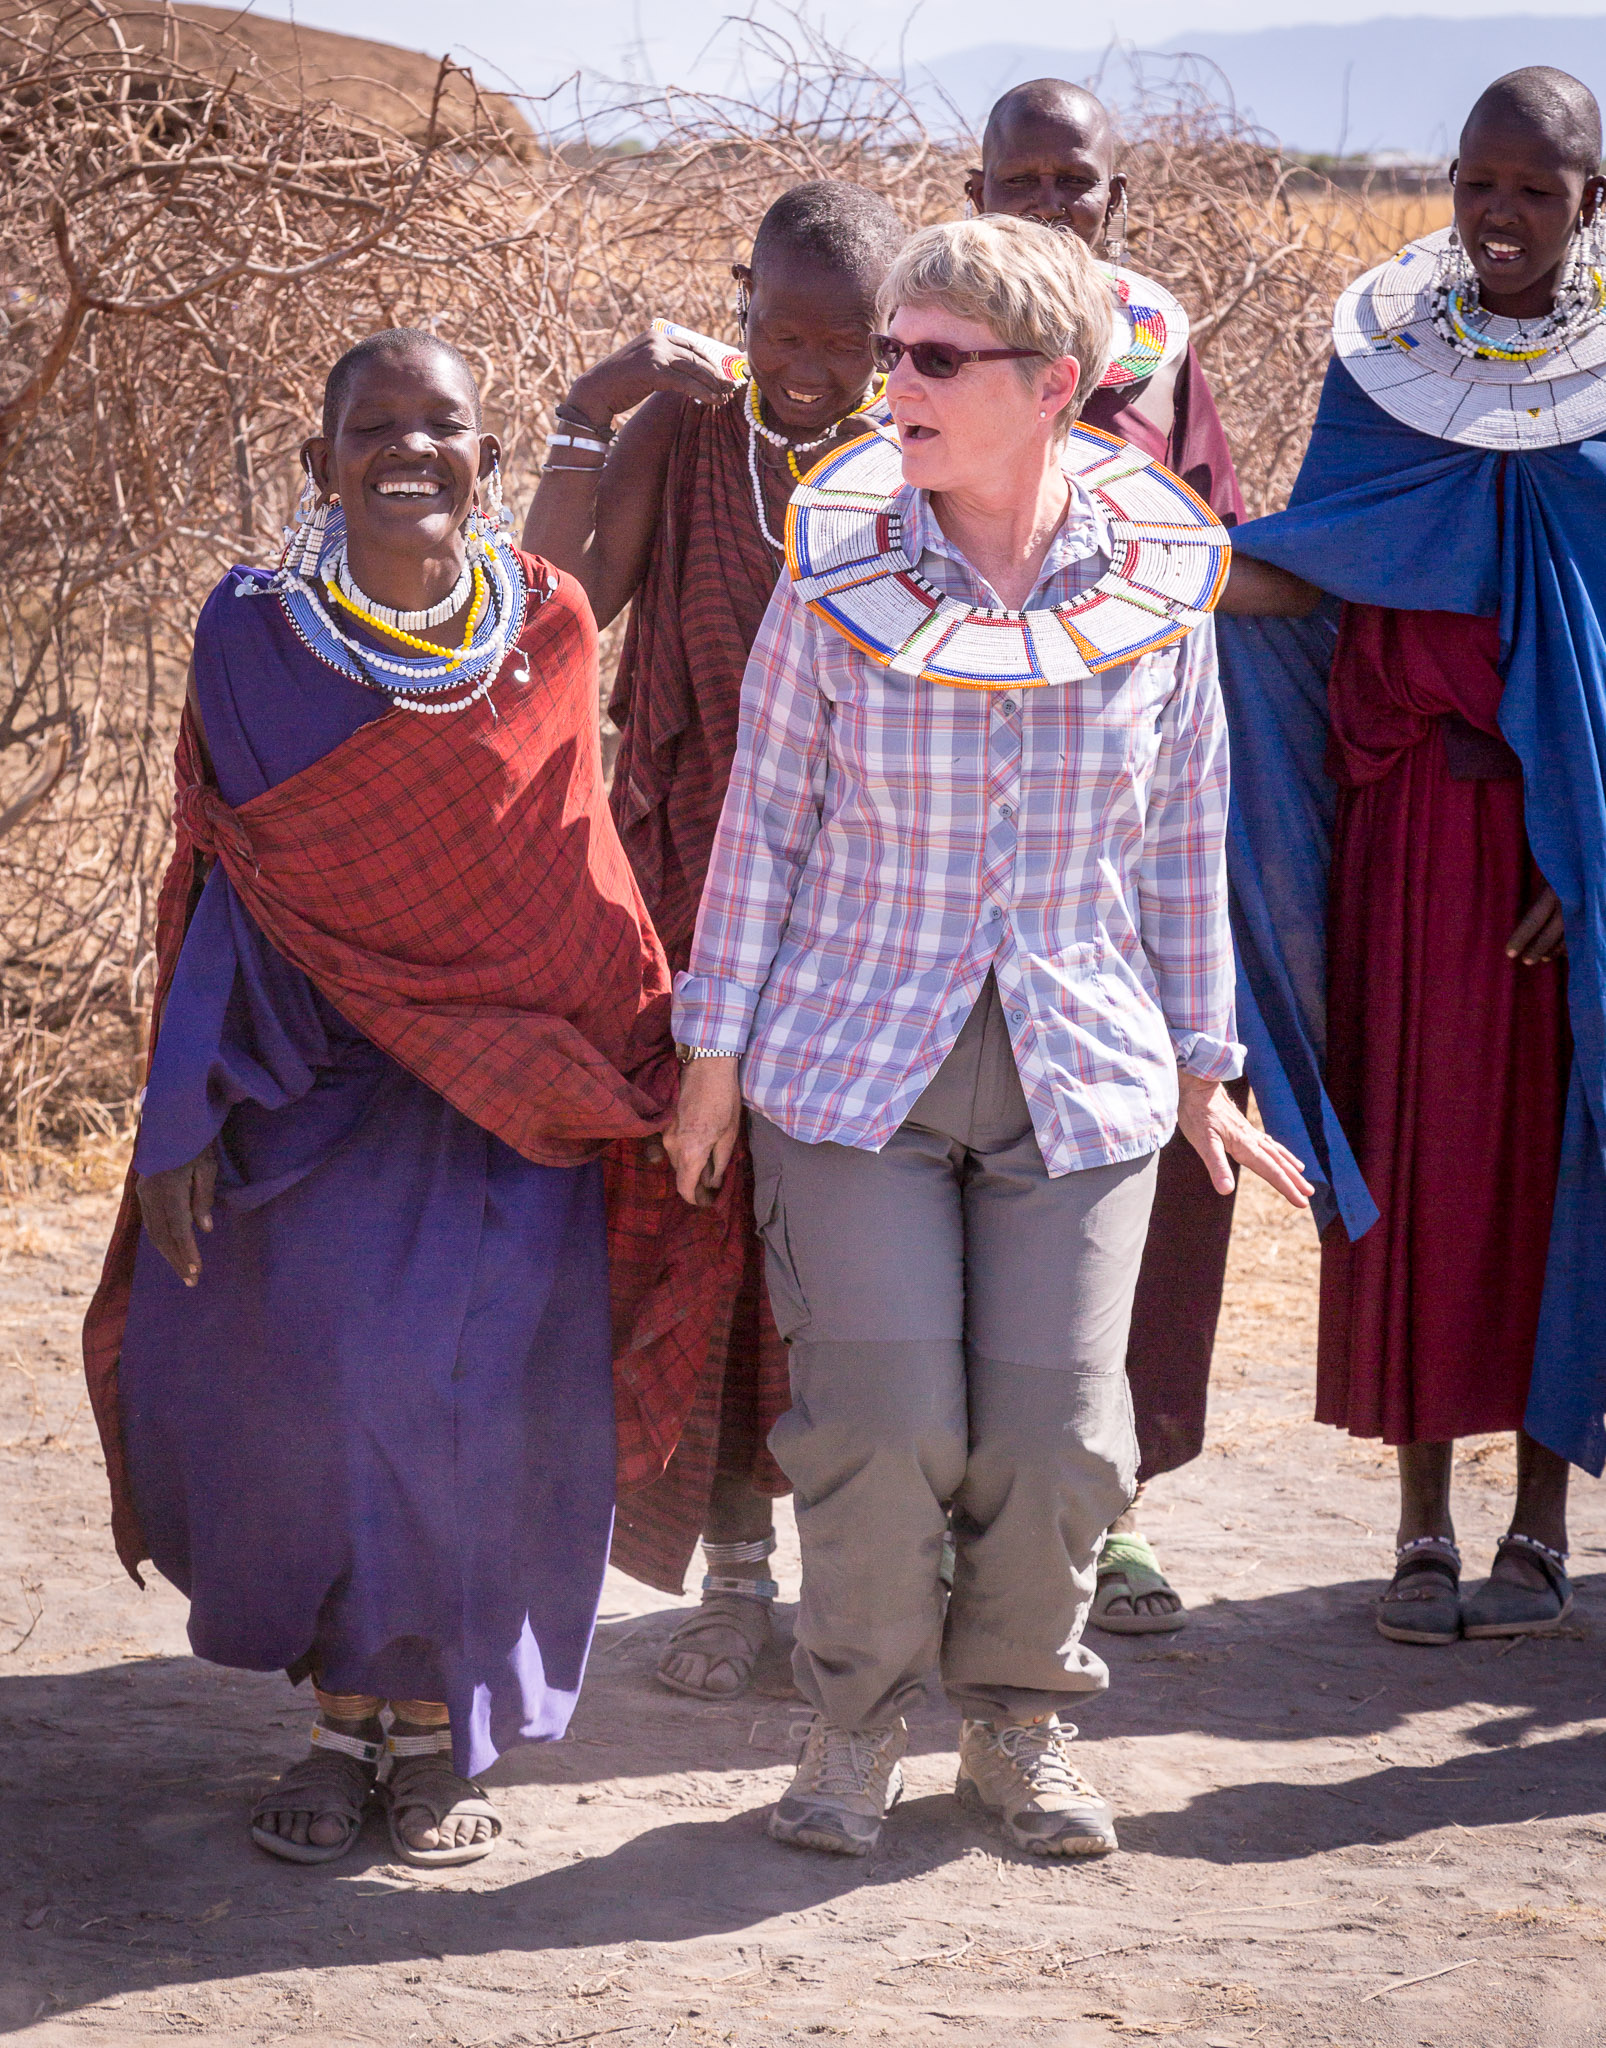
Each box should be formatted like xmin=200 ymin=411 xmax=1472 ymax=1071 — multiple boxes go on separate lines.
xmin=117 ymin=590 xmax=616 ymax=1778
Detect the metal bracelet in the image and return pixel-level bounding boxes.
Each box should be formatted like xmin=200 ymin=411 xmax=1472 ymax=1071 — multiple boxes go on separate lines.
xmin=703 ymin=1535 xmax=776 ymax=1566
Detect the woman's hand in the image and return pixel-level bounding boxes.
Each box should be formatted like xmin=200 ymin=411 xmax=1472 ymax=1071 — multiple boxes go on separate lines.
xmin=1216 ymin=556 xmax=1322 ymax=619
xmin=1506 ymin=884 xmax=1566 ymax=964
xmin=663 ymin=1056 xmax=743 ymax=1208
xmin=136 ymin=1144 xmax=219 ymax=1286
xmin=567 ymin=328 xmax=739 ymax=432
xmin=1176 ymin=1072 xmax=1314 ymax=1209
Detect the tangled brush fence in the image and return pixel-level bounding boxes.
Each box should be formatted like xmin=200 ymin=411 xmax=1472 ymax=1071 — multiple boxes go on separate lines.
xmin=0 ymin=1 xmax=1383 ymax=1158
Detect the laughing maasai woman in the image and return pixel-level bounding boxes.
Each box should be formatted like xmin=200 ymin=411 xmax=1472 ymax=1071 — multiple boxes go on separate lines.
xmin=83 ymin=330 xmax=686 ymax=1866
xmin=1221 ymin=68 xmax=1606 ymax=1645
xmin=966 ymin=79 xmax=1249 ymax=1635
xmin=524 ymin=181 xmax=905 ymax=1703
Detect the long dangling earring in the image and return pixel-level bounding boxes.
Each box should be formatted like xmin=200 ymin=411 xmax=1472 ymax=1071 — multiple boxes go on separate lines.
xmin=734 ymin=279 xmax=751 ymax=332
xmin=1110 ymin=190 xmax=1130 ymax=269
xmin=474 ymin=451 xmax=509 ymax=539
xmin=283 ymin=465 xmax=334 ymax=580
xmin=963 ymin=196 xmax=976 ymax=219
xmin=1435 ymin=222 xmax=1478 ymax=309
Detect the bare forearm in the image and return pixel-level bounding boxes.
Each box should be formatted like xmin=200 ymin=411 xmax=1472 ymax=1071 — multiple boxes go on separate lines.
xmin=1218 ymin=555 xmax=1322 ymax=618
xmin=522 ymin=465 xmax=615 ymax=616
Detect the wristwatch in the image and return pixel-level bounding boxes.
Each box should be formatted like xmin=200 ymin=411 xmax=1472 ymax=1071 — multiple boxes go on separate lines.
xmin=675 ymin=1043 xmax=730 ymax=1064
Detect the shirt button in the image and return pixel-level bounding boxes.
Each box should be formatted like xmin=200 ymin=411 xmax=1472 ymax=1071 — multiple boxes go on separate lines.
xmin=987 ymin=904 xmax=1002 ymax=920
xmin=1010 ymin=1009 xmax=1026 ymax=1026
xmin=997 ymin=802 xmax=1014 ymax=821
xmin=998 ymin=697 xmax=1016 ymax=715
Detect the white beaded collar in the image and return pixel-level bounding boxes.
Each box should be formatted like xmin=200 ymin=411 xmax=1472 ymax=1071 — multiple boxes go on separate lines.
xmin=783 ymin=423 xmax=1229 ymax=691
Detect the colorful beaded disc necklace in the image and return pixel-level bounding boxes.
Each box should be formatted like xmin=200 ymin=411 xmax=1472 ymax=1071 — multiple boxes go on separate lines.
xmin=784 ymin=423 xmax=1228 ymax=691
xmin=1334 ymin=224 xmax=1606 ymax=449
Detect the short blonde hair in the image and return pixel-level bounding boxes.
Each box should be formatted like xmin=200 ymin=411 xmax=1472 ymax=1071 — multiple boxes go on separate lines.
xmin=877 ymin=215 xmax=1115 ymax=440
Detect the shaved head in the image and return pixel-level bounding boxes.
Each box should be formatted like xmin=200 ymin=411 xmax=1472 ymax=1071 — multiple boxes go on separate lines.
xmin=322 ymin=329 xmax=480 ymax=441
xmin=1462 ymin=66 xmax=1601 ymax=174
xmin=970 ymin=78 xmax=1124 ymax=249
xmin=983 ymin=79 xmax=1115 ymax=168
xmin=749 ymin=180 xmax=906 ymax=290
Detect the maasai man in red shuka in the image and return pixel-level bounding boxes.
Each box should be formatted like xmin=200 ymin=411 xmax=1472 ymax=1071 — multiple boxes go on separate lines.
xmin=82 ymin=330 xmax=722 ymax=1869
xmin=967 ymin=79 xmax=1248 ymax=1635
xmin=524 ymin=182 xmax=905 ymax=1702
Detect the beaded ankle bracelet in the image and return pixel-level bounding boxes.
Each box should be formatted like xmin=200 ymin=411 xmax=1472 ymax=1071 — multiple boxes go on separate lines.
xmin=702 ymin=1533 xmax=778 ymax=1602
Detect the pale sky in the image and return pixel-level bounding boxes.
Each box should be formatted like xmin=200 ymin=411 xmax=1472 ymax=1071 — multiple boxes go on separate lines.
xmin=223 ymin=0 xmax=1606 ymax=110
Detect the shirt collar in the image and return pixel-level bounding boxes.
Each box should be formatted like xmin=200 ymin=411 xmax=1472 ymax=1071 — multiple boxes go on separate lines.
xmin=898 ymin=455 xmax=1112 ymax=607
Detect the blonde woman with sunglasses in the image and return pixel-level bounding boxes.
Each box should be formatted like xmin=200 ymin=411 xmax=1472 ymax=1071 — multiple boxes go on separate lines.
xmin=666 ymin=215 xmax=1311 ymax=1861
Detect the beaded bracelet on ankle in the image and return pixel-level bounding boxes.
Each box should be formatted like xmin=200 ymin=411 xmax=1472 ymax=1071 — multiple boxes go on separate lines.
xmin=1394 ymin=1534 xmax=1461 ymax=1564
xmin=702 ymin=1572 xmax=779 ymax=1600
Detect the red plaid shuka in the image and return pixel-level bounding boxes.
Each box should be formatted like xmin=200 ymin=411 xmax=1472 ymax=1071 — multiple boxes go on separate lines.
xmin=82 ymin=553 xmax=746 ymax=1580
xmin=606 ymin=391 xmax=793 ymax=1594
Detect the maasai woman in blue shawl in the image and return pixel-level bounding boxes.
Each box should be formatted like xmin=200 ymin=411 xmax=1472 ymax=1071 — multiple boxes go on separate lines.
xmin=87 ymin=331 xmax=681 ymax=1870
xmin=1219 ymin=68 xmax=1606 ymax=1647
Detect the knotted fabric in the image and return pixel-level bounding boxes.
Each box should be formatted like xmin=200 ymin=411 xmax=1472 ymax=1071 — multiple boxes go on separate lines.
xmin=84 ymin=556 xmax=746 ymax=1575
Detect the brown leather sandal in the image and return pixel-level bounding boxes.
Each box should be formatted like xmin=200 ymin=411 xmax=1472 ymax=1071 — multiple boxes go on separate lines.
xmin=381 ymin=1731 xmax=501 ymax=1868
xmin=1375 ymin=1537 xmax=1462 ymax=1645
xmin=250 ymin=1723 xmax=380 ymax=1864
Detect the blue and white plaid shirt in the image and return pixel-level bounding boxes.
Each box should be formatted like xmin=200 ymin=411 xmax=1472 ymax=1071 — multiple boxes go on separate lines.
xmin=672 ymin=468 xmax=1244 ymax=1176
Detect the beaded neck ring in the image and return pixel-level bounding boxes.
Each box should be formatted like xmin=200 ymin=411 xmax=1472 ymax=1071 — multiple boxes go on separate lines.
xmin=1430 ymin=218 xmax=1606 ymax=363
xmin=243 ymin=504 xmax=536 ymax=715
xmin=1333 ymin=223 xmax=1606 ymax=449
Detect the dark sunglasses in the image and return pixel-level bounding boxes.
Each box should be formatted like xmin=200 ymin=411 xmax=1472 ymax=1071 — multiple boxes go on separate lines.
xmin=870 ymin=333 xmax=1043 ymax=380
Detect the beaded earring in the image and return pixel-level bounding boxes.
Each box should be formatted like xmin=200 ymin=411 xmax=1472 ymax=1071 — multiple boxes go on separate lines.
xmin=283 ymin=466 xmax=335 ymax=581
xmin=474 ymin=451 xmax=510 ymax=539
xmin=734 ymin=279 xmax=751 ymax=330
xmin=1433 ymin=223 xmax=1479 ymax=307
xmin=1109 ymin=190 xmax=1130 ymax=269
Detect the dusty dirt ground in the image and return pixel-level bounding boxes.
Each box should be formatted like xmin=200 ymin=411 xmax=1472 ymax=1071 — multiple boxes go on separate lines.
xmin=4 ymin=1163 xmax=1606 ymax=2048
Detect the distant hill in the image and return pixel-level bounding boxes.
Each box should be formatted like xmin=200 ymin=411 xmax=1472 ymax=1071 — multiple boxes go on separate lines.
xmin=17 ymin=2 xmax=531 ymax=144
xmin=915 ymin=15 xmax=1606 ymax=158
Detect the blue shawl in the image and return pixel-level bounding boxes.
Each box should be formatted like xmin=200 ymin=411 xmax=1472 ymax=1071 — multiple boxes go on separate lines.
xmin=1220 ymin=358 xmax=1606 ymax=1474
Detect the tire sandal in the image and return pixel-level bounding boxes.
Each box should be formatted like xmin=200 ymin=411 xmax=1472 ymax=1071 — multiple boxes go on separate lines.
xmin=381 ymin=1729 xmax=502 ymax=1868
xmin=656 ymin=1536 xmax=778 ymax=1702
xmin=1376 ymin=1535 xmax=1462 ymax=1644
xmin=1461 ymin=1532 xmax=1573 ymax=1639
xmin=1089 ymin=1530 xmax=1188 ymax=1636
xmin=250 ymin=1721 xmax=380 ymax=1865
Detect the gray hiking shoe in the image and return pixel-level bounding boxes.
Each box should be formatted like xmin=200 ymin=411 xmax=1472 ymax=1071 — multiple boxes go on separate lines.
xmin=768 ymin=1716 xmax=906 ymax=1856
xmin=956 ymin=1714 xmax=1118 ymax=1857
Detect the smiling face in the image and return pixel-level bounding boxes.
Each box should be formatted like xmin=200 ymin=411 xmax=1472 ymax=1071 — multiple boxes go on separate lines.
xmin=303 ymin=344 xmax=497 ymax=599
xmin=1452 ymin=107 xmax=1604 ymax=317
xmin=735 ymin=250 xmax=882 ymax=435
xmin=884 ymin=301 xmax=1077 ymax=497
xmin=966 ymin=94 xmax=1125 ymax=249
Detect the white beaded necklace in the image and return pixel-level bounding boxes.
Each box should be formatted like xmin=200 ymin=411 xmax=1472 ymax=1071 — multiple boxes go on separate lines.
xmin=334 ymin=549 xmax=473 ymax=631
xmin=746 ymin=414 xmax=789 ymax=557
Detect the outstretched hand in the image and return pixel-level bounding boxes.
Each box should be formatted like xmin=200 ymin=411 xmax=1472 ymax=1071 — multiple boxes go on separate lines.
xmin=137 ymin=1144 xmax=219 ymax=1286
xmin=1176 ymin=1072 xmax=1313 ymax=1210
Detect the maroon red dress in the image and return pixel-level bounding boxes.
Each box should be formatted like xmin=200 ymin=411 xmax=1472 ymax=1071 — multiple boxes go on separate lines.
xmin=1317 ymin=605 xmax=1573 ymax=1443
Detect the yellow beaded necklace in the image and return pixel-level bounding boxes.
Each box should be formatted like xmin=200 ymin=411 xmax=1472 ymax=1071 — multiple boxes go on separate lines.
xmin=326 ymin=555 xmax=488 ymax=672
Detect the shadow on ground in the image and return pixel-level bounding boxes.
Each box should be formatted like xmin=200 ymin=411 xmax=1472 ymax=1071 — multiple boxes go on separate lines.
xmin=3 ymin=1574 xmax=1603 ymax=2026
